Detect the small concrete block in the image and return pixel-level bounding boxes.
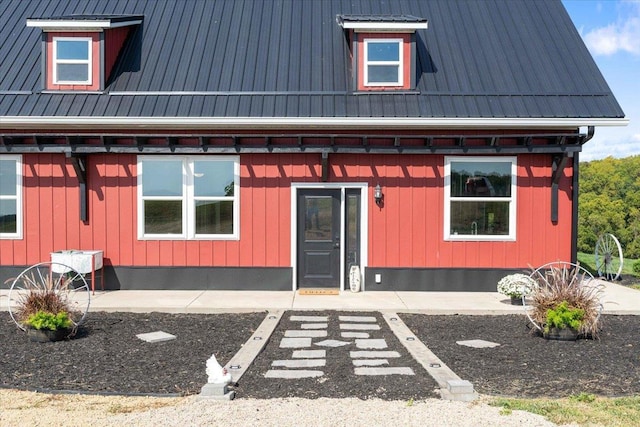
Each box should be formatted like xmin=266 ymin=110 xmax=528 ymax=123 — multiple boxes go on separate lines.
xmin=314 ymin=339 xmax=351 ymax=347
xmin=301 ymin=323 xmax=328 ymax=329
xmin=342 ymin=332 xmax=370 ymax=339
xmin=456 ymin=339 xmax=500 ymax=349
xmin=355 ymin=339 xmax=387 ymax=349
xmin=199 ymin=383 xmax=235 ymax=400
xmin=339 ymin=324 xmax=380 ymax=331
xmin=447 ymin=379 xmax=475 ymax=394
xmin=265 ymin=370 xmax=324 ymax=379
xmin=136 ymin=331 xmax=176 ymax=343
xmin=292 ymin=350 xmax=326 ymax=358
xmin=290 ymin=316 xmax=328 ymax=322
xmin=272 ymin=359 xmax=326 ymax=368
xmin=352 ymin=359 xmax=389 ymax=367
xmin=339 ymin=316 xmax=377 ymax=323
xmin=440 ymin=389 xmax=478 ymax=402
xmin=354 ymin=367 xmax=415 ymax=376
xmin=280 ymin=337 xmax=312 ymax=348
xmin=350 ymin=351 xmax=400 ymax=358
xmin=285 ymin=330 xmax=327 ymax=338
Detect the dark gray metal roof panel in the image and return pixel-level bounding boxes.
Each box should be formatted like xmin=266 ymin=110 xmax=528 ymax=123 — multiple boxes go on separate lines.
xmin=0 ymin=0 xmax=625 ymax=121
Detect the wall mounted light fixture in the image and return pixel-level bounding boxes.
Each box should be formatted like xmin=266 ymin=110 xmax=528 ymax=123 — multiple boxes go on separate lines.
xmin=374 ymin=184 xmax=383 ymax=206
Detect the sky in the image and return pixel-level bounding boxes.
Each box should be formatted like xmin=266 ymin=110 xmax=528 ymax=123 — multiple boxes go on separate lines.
xmin=562 ymin=0 xmax=640 ymax=161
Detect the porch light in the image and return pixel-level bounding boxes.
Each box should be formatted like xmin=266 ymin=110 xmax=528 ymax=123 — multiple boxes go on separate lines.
xmin=374 ymin=184 xmax=383 ymax=206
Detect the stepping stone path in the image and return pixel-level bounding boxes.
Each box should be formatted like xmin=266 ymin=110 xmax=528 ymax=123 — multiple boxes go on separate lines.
xmin=264 ymin=314 xmax=415 ymax=379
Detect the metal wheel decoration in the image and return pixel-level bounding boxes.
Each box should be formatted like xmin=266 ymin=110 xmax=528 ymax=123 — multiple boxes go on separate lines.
xmin=523 ymin=261 xmax=603 ymax=333
xmin=7 ymin=262 xmax=91 ymax=331
xmin=595 ymin=233 xmax=624 ymax=281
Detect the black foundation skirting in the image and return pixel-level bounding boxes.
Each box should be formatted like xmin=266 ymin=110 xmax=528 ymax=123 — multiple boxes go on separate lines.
xmin=364 ymin=267 xmax=523 ymax=292
xmin=1 ymin=266 xmax=292 ymax=291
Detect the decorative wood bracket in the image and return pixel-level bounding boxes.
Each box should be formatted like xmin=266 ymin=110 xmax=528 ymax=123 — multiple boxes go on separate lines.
xmin=321 ymin=151 xmax=329 ymax=182
xmin=550 ymin=153 xmax=572 ymax=223
xmin=67 ymin=153 xmax=88 ymax=222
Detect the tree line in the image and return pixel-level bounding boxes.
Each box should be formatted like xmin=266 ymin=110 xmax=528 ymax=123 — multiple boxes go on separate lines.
xmin=578 ymin=155 xmax=640 ymax=259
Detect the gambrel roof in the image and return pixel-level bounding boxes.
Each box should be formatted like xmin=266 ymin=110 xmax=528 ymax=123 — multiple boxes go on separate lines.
xmin=0 ymin=0 xmax=626 ymax=130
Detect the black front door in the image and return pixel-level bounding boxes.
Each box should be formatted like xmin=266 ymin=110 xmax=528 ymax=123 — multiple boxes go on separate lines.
xmin=297 ymin=189 xmax=341 ymax=288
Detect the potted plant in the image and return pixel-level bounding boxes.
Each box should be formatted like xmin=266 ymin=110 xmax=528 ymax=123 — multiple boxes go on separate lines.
xmin=25 ymin=310 xmax=73 ymax=342
xmin=497 ymin=273 xmax=536 ymax=305
xmin=527 ymin=263 xmax=603 ymax=340
xmin=543 ymin=301 xmax=584 ymax=341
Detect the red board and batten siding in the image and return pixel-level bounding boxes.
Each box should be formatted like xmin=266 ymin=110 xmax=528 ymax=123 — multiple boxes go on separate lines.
xmin=0 ymin=152 xmax=572 ymax=271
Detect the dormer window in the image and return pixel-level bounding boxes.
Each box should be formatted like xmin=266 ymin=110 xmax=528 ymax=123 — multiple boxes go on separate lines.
xmin=53 ymin=37 xmax=92 ymax=85
xmin=337 ymin=14 xmax=428 ymax=92
xmin=364 ymin=39 xmax=403 ymax=86
xmin=27 ymin=14 xmax=143 ymax=91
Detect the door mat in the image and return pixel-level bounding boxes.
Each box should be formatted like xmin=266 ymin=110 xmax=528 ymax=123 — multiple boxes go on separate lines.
xmin=298 ymin=288 xmax=340 ymax=296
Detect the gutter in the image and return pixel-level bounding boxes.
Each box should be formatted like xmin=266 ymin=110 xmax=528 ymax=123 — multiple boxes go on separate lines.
xmin=0 ymin=116 xmax=629 ymax=131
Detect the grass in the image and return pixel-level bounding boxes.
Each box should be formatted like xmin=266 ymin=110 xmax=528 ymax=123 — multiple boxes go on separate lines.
xmin=577 ymin=252 xmax=638 ymax=278
xmin=489 ymin=395 xmax=640 ymax=427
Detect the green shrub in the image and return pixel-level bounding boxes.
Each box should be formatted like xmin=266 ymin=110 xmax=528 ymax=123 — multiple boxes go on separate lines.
xmin=26 ymin=310 xmax=72 ymax=331
xmin=633 ymin=260 xmax=640 ymax=275
xmin=545 ymin=301 xmax=584 ymax=333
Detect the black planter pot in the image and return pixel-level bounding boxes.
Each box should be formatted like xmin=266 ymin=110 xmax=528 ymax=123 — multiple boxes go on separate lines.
xmin=27 ymin=327 xmax=71 ymax=342
xmin=543 ymin=327 xmax=579 ymax=341
xmin=510 ymin=296 xmax=523 ymax=305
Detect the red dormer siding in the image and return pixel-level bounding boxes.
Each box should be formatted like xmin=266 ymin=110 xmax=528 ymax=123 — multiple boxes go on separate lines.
xmin=105 ymin=26 xmax=131 ymax=80
xmin=356 ymin=32 xmax=412 ymax=91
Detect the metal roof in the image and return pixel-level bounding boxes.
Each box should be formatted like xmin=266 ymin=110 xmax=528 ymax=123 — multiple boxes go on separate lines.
xmin=0 ymin=0 xmax=626 ymax=129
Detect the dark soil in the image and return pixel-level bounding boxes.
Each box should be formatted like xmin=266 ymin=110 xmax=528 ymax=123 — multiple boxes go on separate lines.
xmin=0 ymin=311 xmax=265 ymax=396
xmin=2 ymin=311 xmax=639 ymax=399
xmin=400 ymin=313 xmax=640 ymax=398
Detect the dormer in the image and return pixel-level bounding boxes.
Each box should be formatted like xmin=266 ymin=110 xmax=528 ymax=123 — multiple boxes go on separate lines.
xmin=26 ymin=15 xmax=143 ymax=92
xmin=337 ymin=15 xmax=428 ymax=92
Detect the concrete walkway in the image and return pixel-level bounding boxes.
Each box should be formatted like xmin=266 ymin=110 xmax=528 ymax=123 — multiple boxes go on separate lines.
xmin=2 ymin=280 xmax=637 ymax=314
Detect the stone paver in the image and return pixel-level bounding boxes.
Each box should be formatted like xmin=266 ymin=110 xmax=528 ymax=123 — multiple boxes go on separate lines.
xmin=339 ymin=316 xmax=377 ymax=322
xmin=272 ymin=359 xmax=326 ymax=368
xmin=265 ymin=370 xmax=324 ymax=379
xmin=355 ymin=367 xmax=414 ymax=376
xmin=352 ymin=359 xmax=389 ymax=367
xmin=339 ymin=324 xmax=380 ymax=331
xmin=341 ymin=332 xmax=369 ymax=338
xmin=280 ymin=337 xmax=312 ymax=348
xmin=136 ymin=331 xmax=176 ymax=343
xmin=350 ymin=350 xmax=401 ymax=358
xmin=292 ymin=349 xmax=326 ymax=358
xmin=456 ymin=339 xmax=500 ymax=348
xmin=290 ymin=316 xmax=328 ymax=322
xmin=314 ymin=339 xmax=351 ymax=347
xmin=285 ymin=330 xmax=327 ymax=338
xmin=301 ymin=323 xmax=328 ymax=329
xmin=355 ymin=338 xmax=387 ymax=349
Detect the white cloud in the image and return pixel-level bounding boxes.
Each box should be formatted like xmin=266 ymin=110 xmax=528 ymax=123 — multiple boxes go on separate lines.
xmin=583 ymin=2 xmax=640 ymax=55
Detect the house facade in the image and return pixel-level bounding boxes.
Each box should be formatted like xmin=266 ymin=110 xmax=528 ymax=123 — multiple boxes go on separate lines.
xmin=0 ymin=0 xmax=626 ymax=292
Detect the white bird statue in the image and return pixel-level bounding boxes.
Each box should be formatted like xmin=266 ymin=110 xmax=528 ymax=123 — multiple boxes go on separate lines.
xmin=206 ymin=354 xmax=232 ymax=384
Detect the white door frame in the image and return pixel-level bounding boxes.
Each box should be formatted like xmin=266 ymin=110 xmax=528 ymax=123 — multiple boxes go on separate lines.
xmin=291 ymin=182 xmax=369 ymax=291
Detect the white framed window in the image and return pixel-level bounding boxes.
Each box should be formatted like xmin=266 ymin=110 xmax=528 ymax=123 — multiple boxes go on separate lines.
xmin=364 ymin=38 xmax=403 ymax=86
xmin=444 ymin=156 xmax=517 ymax=241
xmin=137 ymin=156 xmax=239 ymax=240
xmin=0 ymin=155 xmax=22 ymax=239
xmin=53 ymin=37 xmax=92 ymax=85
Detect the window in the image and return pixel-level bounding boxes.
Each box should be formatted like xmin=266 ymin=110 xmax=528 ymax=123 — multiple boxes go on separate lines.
xmin=364 ymin=39 xmax=403 ymax=86
xmin=0 ymin=155 xmax=22 ymax=239
xmin=138 ymin=156 xmax=239 ymax=240
xmin=444 ymin=157 xmax=517 ymax=241
xmin=53 ymin=37 xmax=92 ymax=84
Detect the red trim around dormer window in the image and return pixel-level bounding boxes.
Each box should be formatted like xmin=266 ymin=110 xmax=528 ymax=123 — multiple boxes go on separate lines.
xmin=357 ymin=33 xmax=411 ymax=91
xmin=46 ymin=32 xmax=100 ymax=91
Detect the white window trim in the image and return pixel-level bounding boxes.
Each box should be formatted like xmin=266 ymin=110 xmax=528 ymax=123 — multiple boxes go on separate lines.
xmin=137 ymin=155 xmax=240 ymax=240
xmin=363 ymin=38 xmax=403 ymax=87
xmin=444 ymin=156 xmax=517 ymax=242
xmin=52 ymin=37 xmax=92 ymax=85
xmin=0 ymin=154 xmax=22 ymax=240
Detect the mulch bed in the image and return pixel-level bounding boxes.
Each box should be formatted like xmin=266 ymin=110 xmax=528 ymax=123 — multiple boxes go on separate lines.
xmin=400 ymin=313 xmax=640 ymax=398
xmin=0 ymin=311 xmax=265 ymax=396
xmin=2 ymin=310 xmax=639 ymax=399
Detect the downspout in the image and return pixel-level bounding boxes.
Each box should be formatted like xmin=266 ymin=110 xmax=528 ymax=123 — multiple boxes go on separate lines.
xmin=572 ymin=126 xmax=595 ymax=263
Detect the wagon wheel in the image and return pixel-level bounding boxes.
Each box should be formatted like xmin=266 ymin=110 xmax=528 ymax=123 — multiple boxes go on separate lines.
xmin=595 ymin=233 xmax=624 ymax=281
xmin=7 ymin=262 xmax=90 ymax=331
